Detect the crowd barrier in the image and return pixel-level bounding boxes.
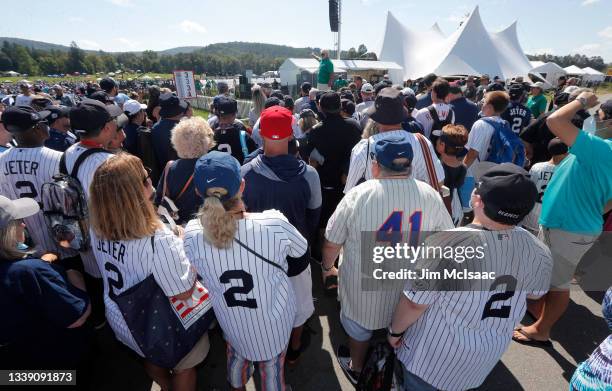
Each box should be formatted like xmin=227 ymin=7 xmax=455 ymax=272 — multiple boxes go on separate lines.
xmin=190 ymin=95 xmax=253 ymax=119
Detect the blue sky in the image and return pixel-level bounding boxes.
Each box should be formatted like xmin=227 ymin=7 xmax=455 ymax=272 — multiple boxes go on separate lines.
xmin=0 ymin=0 xmax=610 ymax=61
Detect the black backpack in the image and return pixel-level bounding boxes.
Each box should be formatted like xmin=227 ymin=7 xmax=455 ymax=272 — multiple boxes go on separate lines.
xmin=427 ymin=105 xmax=454 ymax=147
xmin=357 ymin=342 xmax=401 ymax=391
xmin=41 ymin=148 xmax=106 ymax=251
xmin=137 ymin=127 xmax=160 ymax=185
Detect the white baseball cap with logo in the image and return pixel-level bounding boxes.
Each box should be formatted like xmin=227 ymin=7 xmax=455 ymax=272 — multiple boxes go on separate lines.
xmin=123 ymin=99 xmax=147 ymax=116
xmin=361 ymin=83 xmax=374 ymax=93
xmin=0 ymin=196 xmax=39 ymax=229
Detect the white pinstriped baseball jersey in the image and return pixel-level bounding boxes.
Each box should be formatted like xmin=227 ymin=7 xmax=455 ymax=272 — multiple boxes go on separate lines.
xmin=64 ymin=143 xmax=113 ymax=277
xmin=522 ymin=161 xmax=557 ymax=232
xmin=184 ymin=209 xmax=308 ymax=361
xmin=0 ymin=146 xmax=73 ymax=257
xmin=397 ymin=226 xmax=552 ymax=391
xmin=91 ymin=227 xmax=196 ymax=357
xmin=326 ymin=178 xmax=454 ymax=330
xmin=343 ymin=130 xmax=445 ymax=194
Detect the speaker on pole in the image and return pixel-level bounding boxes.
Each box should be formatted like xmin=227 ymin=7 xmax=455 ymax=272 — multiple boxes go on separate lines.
xmin=329 ymin=0 xmax=339 ymax=32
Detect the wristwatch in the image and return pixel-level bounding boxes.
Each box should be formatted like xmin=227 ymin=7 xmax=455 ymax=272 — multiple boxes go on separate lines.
xmin=388 ymin=325 xmax=405 ymax=338
xmin=577 ymin=96 xmax=588 ymax=109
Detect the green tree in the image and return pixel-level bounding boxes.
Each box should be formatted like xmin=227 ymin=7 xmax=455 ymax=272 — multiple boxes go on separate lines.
xmin=67 ymin=41 xmax=86 ymax=72
xmin=13 ymin=45 xmax=39 ymax=74
xmin=357 ymin=44 xmax=368 ymax=56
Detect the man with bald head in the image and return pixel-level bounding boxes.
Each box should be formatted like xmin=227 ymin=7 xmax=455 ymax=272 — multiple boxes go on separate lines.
xmin=312 ymin=50 xmax=334 ymax=91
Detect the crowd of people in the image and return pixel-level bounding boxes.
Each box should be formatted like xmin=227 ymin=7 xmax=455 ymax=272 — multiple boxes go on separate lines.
xmin=0 ymin=61 xmax=610 ymax=391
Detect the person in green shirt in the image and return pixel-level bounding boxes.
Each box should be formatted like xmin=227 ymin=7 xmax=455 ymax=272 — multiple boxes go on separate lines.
xmin=527 ymin=82 xmax=548 ymax=119
xmin=513 ymin=91 xmax=612 ymax=347
xmin=312 ymin=50 xmax=334 ymax=91
xmin=333 ymin=75 xmax=348 ymax=91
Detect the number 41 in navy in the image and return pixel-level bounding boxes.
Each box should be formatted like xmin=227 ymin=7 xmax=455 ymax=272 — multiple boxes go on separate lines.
xmin=376 ymin=211 xmax=422 ymax=247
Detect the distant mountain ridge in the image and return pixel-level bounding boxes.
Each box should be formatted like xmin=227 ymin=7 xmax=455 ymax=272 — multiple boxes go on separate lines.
xmin=0 ymin=37 xmax=316 ymax=57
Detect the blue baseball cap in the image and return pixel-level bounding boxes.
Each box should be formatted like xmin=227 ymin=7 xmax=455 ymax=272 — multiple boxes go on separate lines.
xmin=194 ymin=151 xmax=241 ymax=201
xmin=372 ymin=136 xmax=413 ymax=172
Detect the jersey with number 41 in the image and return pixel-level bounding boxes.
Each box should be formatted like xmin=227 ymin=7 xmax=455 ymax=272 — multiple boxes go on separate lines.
xmin=183 ymin=209 xmax=308 ymax=361
xmin=0 ymin=147 xmax=65 ymax=256
xmin=325 ymin=178 xmax=454 ymax=330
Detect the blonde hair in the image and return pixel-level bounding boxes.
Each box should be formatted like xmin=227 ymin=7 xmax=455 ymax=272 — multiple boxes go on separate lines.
xmin=251 ymin=85 xmax=267 ymax=119
xmin=198 ymin=189 xmax=242 ymax=248
xmin=89 ymin=153 xmax=161 ymax=241
xmin=0 ymin=221 xmax=30 ymax=260
xmin=171 ymin=117 xmax=216 ymax=159
xmin=362 ymin=118 xmax=380 ymax=138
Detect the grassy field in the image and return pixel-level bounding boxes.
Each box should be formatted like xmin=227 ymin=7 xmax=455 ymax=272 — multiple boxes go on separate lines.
xmin=0 ymin=72 xmax=173 ymax=83
xmin=192 ymin=108 xmax=209 ymax=119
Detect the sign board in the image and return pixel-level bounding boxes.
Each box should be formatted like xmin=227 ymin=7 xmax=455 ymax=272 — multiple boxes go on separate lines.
xmin=173 ymin=70 xmax=197 ymax=99
xmin=245 ymin=69 xmax=253 ymax=83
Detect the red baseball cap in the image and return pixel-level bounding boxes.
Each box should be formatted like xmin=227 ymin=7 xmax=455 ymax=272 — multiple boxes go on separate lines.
xmin=260 ymin=106 xmax=293 ymax=140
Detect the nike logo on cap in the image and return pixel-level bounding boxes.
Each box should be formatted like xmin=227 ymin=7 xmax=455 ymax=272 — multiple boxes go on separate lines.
xmin=206 ymin=178 xmax=216 ymax=183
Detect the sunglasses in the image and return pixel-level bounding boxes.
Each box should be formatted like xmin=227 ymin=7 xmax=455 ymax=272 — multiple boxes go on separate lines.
xmin=143 ymin=166 xmax=152 ymax=184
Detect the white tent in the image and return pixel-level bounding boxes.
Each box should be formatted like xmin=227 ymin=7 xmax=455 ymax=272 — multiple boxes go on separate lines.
xmin=379 ymin=6 xmax=533 ymax=80
xmin=3 ymin=70 xmax=19 ymax=76
xmin=581 ymin=67 xmax=605 ymax=82
xmin=529 ymin=62 xmax=567 ymax=85
xmin=279 ymin=58 xmax=404 ymax=86
xmin=529 ymin=61 xmax=545 ymax=68
xmin=563 ymin=65 xmax=586 ymax=75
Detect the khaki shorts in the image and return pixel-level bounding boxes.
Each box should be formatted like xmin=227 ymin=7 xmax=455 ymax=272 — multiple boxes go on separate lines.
xmin=290 ymin=265 xmax=315 ymax=327
xmin=174 ymin=334 xmax=210 ymax=371
xmin=539 ymin=228 xmax=597 ymax=290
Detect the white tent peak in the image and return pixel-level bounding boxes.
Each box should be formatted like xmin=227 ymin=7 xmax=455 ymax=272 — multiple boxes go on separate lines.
xmin=379 ymin=5 xmax=533 ymax=80
xmin=430 ymin=22 xmax=445 ymax=37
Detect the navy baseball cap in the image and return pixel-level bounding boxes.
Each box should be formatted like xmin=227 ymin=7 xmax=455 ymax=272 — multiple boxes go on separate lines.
xmin=47 ymin=105 xmax=70 ymax=124
xmin=216 ymin=96 xmax=238 ymax=115
xmin=372 ymin=136 xmax=413 ymax=172
xmin=70 ymin=98 xmax=126 ymax=135
xmin=194 ymin=151 xmax=241 ymax=201
xmin=475 ymin=163 xmax=537 ymax=225
xmin=508 ymin=84 xmax=524 ymax=100
xmin=547 ymin=137 xmax=568 ymax=156
xmin=2 ymin=105 xmax=51 ymax=133
xmin=99 ymin=77 xmax=117 ymax=92
xmin=159 ymin=93 xmax=189 ymax=118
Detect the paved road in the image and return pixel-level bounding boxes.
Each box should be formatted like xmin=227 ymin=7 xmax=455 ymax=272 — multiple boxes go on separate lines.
xmin=85 ymin=233 xmax=610 ymax=391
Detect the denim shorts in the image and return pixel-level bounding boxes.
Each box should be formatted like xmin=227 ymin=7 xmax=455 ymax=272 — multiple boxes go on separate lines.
xmin=340 ymin=312 xmax=373 ymax=342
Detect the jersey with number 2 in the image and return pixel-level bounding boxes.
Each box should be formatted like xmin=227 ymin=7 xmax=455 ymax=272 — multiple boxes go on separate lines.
xmin=0 ymin=147 xmax=63 ymax=255
xmin=184 ymin=210 xmax=308 ymax=361
xmin=502 ymin=102 xmax=533 ymax=135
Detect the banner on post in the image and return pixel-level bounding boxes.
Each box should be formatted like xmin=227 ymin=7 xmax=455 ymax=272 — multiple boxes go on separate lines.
xmin=173 ymin=70 xmax=197 ymax=99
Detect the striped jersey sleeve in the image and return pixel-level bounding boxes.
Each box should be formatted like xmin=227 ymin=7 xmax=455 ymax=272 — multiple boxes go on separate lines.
xmin=151 ymin=229 xmax=196 ymax=297
xmin=343 ymin=139 xmax=369 ymax=193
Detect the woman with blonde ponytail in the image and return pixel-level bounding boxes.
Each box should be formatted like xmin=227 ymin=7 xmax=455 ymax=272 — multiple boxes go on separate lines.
xmin=184 ymin=151 xmax=308 ymax=391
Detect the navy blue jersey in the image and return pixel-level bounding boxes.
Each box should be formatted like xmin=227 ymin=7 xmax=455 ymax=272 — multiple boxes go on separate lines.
xmin=502 ymin=102 xmax=533 ymax=135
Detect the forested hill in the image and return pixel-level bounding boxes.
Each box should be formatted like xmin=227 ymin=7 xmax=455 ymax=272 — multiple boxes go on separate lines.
xmin=199 ymin=42 xmax=317 ymax=58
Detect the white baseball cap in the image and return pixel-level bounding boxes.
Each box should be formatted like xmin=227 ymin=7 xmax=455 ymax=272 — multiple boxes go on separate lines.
xmin=0 ymin=196 xmax=39 ymax=229
xmin=530 ymin=81 xmax=545 ymax=90
xmin=123 ymin=99 xmax=147 ymax=116
xmin=361 ymin=83 xmax=374 ymax=93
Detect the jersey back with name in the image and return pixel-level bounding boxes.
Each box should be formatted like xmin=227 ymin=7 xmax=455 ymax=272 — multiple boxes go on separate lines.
xmin=183 ymin=210 xmax=308 ymax=361
xmin=397 ymin=226 xmax=552 ymax=390
xmin=522 ymin=161 xmax=556 ymax=232
xmin=90 ymin=228 xmax=195 ymax=356
xmin=502 ymin=102 xmax=533 ymax=134
xmin=0 ymin=147 xmax=64 ymax=255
